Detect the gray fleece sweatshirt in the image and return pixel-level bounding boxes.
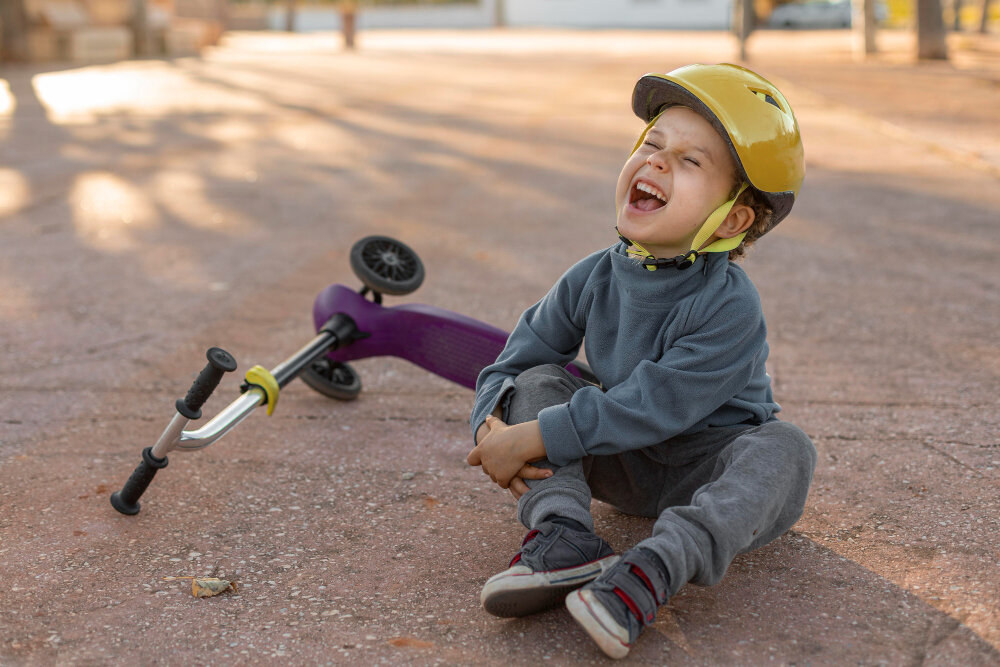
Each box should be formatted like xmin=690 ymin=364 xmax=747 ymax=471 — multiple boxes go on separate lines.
xmin=470 ymin=242 xmax=779 ymax=467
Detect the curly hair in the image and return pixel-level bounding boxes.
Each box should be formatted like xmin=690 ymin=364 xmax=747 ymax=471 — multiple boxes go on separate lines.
xmin=726 ymin=183 xmax=773 ymax=262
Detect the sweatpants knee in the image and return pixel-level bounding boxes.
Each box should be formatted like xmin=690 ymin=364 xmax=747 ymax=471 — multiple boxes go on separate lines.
xmin=506 ymin=364 xmax=581 ymax=425
xmin=771 ymin=421 xmax=818 ymax=481
xmin=753 ymin=421 xmax=817 ymax=541
xmin=513 ymin=364 xmax=572 ymax=391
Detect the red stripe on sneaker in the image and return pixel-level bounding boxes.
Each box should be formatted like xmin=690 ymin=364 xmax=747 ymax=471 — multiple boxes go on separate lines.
xmin=509 ymin=530 xmax=541 ymax=567
xmin=631 ymin=565 xmax=656 ymax=597
xmin=613 ymin=587 xmax=643 ymax=623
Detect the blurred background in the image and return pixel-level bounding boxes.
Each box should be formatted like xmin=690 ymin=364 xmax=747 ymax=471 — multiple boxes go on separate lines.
xmin=0 ymin=0 xmax=996 ymax=64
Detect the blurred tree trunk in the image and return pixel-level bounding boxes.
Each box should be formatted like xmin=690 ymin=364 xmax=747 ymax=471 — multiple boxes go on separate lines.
xmin=215 ymin=0 xmax=230 ymax=29
xmin=494 ymin=0 xmax=506 ymax=27
xmin=980 ymin=0 xmax=993 ymax=31
xmin=339 ymin=1 xmax=357 ymax=49
xmin=916 ymin=0 xmax=949 ymax=58
xmin=1 ymin=0 xmax=29 ymax=62
xmin=732 ymin=0 xmax=755 ymax=60
xmin=853 ymin=0 xmax=878 ymax=54
xmin=132 ymin=0 xmax=150 ymax=56
xmin=285 ymin=0 xmax=298 ymax=32
xmin=953 ymin=0 xmax=963 ymax=29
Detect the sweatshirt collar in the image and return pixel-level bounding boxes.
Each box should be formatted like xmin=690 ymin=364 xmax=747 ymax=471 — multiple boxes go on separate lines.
xmin=610 ymin=241 xmax=721 ymax=303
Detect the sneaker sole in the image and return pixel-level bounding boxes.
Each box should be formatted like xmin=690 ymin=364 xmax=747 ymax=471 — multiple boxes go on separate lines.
xmin=481 ymin=555 xmax=619 ymax=618
xmin=566 ymin=588 xmax=631 ymax=660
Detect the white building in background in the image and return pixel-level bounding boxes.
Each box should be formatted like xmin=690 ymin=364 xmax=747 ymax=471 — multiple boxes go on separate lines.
xmin=269 ymin=0 xmax=733 ymax=32
xmin=505 ymin=0 xmax=731 ymax=30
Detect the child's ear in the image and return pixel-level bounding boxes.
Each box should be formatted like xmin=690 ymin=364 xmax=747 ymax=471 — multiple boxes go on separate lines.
xmin=715 ymin=204 xmax=755 ymax=239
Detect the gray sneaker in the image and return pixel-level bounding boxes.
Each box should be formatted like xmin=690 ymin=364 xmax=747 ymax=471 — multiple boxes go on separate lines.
xmin=480 ymin=521 xmax=618 ymax=618
xmin=565 ymin=548 xmax=670 ymax=659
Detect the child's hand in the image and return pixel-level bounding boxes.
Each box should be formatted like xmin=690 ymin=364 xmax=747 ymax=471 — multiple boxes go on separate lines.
xmin=467 ymin=416 xmax=549 ymax=489
xmin=509 ymin=469 xmax=549 ymax=499
xmin=474 ymin=405 xmax=504 ymax=445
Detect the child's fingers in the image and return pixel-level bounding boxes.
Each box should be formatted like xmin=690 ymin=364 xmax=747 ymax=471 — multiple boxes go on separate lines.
xmin=466 ymin=446 xmax=482 ymax=466
xmin=517 ymin=464 xmax=553 ymax=480
xmin=491 ymin=469 xmax=512 ymax=489
xmin=485 ymin=415 xmax=507 ymax=429
xmin=509 ymin=476 xmax=530 ymax=499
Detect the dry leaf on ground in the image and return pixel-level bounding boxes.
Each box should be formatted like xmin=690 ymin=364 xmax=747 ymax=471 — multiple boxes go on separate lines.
xmin=163 ymin=576 xmax=237 ymax=598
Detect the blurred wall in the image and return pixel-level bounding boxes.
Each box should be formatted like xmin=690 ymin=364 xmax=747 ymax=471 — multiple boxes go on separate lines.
xmin=268 ymin=2 xmax=494 ymax=30
xmin=268 ymin=0 xmax=732 ymax=31
xmin=505 ymin=0 xmax=731 ymax=29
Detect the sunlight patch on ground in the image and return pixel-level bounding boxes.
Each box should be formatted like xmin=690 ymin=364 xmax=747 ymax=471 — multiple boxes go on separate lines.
xmin=0 ymin=168 xmax=30 ymax=217
xmin=796 ymin=516 xmax=1000 ymax=650
xmin=31 ymin=62 xmax=265 ymax=122
xmin=151 ymin=168 xmax=254 ymax=234
xmin=70 ymin=171 xmax=157 ymax=251
xmin=201 ymin=117 xmax=260 ymax=143
xmin=269 ymin=120 xmax=357 ymax=157
xmin=0 ymin=79 xmax=14 ymax=116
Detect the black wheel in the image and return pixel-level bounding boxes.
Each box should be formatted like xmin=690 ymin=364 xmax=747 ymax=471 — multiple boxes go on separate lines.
xmin=300 ymin=358 xmax=362 ymax=401
xmin=349 ymin=236 xmax=424 ymax=296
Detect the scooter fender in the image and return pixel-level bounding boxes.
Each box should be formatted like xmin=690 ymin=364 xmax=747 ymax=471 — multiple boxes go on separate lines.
xmin=312 ymin=284 xmax=511 ymax=390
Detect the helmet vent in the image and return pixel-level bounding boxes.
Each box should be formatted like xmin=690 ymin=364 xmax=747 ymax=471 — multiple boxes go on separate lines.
xmin=749 ymin=88 xmax=784 ymax=113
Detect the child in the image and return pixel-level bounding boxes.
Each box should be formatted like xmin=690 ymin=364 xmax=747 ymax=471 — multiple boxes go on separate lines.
xmin=467 ymin=64 xmax=817 ymax=659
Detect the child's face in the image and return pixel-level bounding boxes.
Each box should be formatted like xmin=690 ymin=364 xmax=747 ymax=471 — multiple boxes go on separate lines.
xmin=615 ymin=106 xmax=738 ymax=259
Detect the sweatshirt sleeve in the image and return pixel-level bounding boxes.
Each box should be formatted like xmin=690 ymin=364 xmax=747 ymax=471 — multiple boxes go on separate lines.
xmin=469 ymin=260 xmax=593 ymax=443
xmin=537 ymin=286 xmax=766 ymax=465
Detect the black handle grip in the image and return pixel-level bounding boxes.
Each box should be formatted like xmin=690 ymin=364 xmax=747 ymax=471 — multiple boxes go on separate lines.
xmin=110 ymin=447 xmax=168 ymax=515
xmin=176 ymin=347 xmax=237 ymax=419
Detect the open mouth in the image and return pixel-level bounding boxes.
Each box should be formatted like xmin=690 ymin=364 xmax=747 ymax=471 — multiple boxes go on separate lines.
xmin=628 ymin=180 xmax=668 ymax=212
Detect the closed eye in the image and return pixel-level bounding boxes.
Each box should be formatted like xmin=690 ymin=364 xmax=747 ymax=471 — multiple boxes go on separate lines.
xmin=685 ymin=157 xmax=701 ymax=167
xmin=643 ymin=140 xmax=661 ymax=150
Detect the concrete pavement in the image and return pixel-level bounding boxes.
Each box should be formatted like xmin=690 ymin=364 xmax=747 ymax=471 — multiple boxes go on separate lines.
xmin=1 ymin=28 xmax=997 ymax=664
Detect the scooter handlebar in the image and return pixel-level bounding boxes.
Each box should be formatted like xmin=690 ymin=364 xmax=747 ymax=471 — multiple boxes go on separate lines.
xmin=110 ymin=447 xmax=168 ymax=515
xmin=111 ymin=347 xmax=237 ymax=515
xmin=176 ymin=347 xmax=238 ymax=419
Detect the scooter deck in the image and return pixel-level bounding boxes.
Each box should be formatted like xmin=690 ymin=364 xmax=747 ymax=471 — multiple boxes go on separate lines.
xmin=313 ymin=284 xmax=588 ymax=390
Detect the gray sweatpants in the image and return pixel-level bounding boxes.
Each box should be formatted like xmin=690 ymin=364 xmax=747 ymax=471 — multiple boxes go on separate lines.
xmin=502 ymin=364 xmax=817 ymax=598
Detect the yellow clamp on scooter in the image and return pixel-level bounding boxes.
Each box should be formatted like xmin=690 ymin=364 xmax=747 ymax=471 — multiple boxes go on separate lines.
xmin=244 ymin=365 xmax=280 ymax=416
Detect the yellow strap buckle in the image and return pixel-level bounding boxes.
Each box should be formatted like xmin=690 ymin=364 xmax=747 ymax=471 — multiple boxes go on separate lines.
xmin=244 ymin=365 xmax=280 ymax=416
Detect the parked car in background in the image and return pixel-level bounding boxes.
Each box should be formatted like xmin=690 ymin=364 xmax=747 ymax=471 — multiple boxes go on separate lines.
xmin=767 ymin=0 xmax=886 ymax=28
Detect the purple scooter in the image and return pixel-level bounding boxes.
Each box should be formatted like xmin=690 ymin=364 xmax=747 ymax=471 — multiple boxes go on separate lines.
xmin=111 ymin=236 xmax=594 ymax=515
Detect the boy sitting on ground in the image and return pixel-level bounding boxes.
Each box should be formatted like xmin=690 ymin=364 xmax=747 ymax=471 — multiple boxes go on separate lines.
xmin=467 ymin=64 xmax=817 ymax=659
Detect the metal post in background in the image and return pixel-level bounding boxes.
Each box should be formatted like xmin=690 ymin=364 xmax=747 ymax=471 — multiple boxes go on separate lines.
xmin=340 ymin=1 xmax=357 ymax=49
xmin=916 ymin=0 xmax=949 ymax=58
xmin=0 ymin=0 xmax=30 ymax=62
xmin=494 ymin=0 xmax=506 ymax=27
xmin=131 ymin=0 xmax=150 ymax=57
xmin=732 ymin=0 xmax=755 ymax=60
xmin=853 ymin=0 xmax=878 ymax=56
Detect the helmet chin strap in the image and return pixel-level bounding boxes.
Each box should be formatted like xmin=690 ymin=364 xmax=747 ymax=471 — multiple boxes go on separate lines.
xmin=617 ymin=182 xmax=749 ymax=272
xmin=618 ymin=112 xmax=750 ymax=272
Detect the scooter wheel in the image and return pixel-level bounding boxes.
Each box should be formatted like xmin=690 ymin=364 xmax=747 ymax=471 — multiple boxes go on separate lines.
xmin=301 ymin=358 xmax=362 ymax=401
xmin=350 ymin=236 xmax=424 ymax=296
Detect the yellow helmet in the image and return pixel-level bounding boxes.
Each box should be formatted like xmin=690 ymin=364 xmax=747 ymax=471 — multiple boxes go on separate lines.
xmin=632 ymin=64 xmax=804 ymax=231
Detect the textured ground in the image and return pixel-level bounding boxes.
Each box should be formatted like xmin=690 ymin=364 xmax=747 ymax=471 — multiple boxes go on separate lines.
xmin=0 ymin=28 xmax=997 ymax=665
